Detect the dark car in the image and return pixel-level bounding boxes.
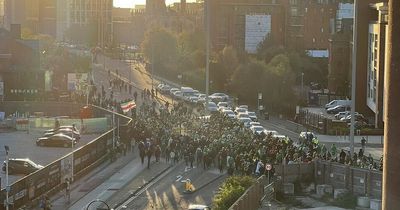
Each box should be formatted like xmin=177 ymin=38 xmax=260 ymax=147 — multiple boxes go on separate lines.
xmin=36 ymin=133 xmax=77 ymax=148
xmin=327 ymin=105 xmax=350 ymax=114
xmin=2 ymin=158 xmax=44 ymax=175
xmin=43 ymin=128 xmax=80 ymax=140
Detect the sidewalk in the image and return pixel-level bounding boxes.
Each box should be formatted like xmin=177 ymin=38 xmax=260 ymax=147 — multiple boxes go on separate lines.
xmin=34 ymin=151 xmax=139 ymax=210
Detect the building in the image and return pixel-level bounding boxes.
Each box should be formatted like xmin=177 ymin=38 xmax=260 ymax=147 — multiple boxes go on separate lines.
xmin=282 ymin=0 xmax=338 ymax=53
xmin=0 ymin=25 xmax=44 ymax=101
xmin=0 ymin=0 xmax=4 ymax=26
xmin=3 ymin=0 xmax=56 ymax=37
xmin=58 ymin=0 xmax=113 ymax=47
xmin=328 ymin=0 xmax=388 ymax=128
xmin=366 ymin=2 xmax=388 ymax=128
xmin=210 ymin=0 xmax=286 ymax=53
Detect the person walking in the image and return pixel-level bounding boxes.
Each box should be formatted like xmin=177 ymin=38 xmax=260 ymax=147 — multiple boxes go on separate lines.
xmin=361 ymin=137 xmax=367 ymax=153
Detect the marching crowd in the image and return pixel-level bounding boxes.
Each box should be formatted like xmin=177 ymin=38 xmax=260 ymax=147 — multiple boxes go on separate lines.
xmin=122 ymin=97 xmax=383 ymax=178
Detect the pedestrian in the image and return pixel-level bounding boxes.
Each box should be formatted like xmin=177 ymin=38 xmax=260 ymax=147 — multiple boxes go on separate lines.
xmin=147 ymin=144 xmax=153 ymax=169
xmin=361 ymin=137 xmax=367 ymax=153
xmin=65 ymin=178 xmax=71 ymax=203
xmin=155 ymin=144 xmax=161 ymax=162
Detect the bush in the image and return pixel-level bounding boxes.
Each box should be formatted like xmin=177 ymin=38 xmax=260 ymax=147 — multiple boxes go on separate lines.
xmin=212 ymin=176 xmax=255 ymax=210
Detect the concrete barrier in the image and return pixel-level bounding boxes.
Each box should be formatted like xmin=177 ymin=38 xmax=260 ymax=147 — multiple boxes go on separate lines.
xmin=334 ymin=188 xmax=349 ymax=199
xmin=283 ymin=183 xmax=294 ymax=195
xmin=370 ymin=199 xmax=382 ymax=210
xmin=357 ymin=196 xmax=370 ymax=208
xmin=316 ymin=184 xmax=333 ymax=196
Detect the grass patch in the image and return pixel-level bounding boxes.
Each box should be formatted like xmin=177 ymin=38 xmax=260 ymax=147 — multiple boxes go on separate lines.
xmin=212 ymin=176 xmax=255 ymax=210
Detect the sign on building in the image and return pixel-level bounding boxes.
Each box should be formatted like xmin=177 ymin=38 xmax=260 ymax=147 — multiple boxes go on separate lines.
xmin=67 ymin=73 xmax=88 ymax=91
xmin=245 ymin=15 xmax=271 ymax=54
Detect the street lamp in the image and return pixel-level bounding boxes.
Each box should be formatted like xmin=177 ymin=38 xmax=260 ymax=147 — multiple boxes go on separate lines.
xmin=301 ymin=72 xmax=304 ymax=98
xmin=71 ymin=128 xmax=74 ymax=182
xmin=4 ymin=145 xmax=9 ymax=210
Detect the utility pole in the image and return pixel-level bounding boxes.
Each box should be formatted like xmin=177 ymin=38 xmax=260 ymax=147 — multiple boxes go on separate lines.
xmin=205 ymin=0 xmax=210 ymax=114
xmin=382 ymin=0 xmax=400 ymax=209
xmin=349 ymin=0 xmax=359 ymax=156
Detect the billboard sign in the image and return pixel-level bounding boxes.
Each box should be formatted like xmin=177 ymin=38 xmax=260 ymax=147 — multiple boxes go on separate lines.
xmin=245 ymin=15 xmax=271 ymax=54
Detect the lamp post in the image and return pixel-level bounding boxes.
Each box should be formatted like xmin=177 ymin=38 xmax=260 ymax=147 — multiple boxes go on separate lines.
xmin=71 ymin=128 xmax=74 ymax=182
xmin=301 ymin=72 xmax=304 ymax=98
xmin=4 ymin=145 xmax=9 ymax=210
xmin=204 ymin=0 xmax=210 ymax=114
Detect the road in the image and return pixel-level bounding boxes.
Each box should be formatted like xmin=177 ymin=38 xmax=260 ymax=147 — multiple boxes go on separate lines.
xmin=0 ymin=131 xmax=100 ymax=187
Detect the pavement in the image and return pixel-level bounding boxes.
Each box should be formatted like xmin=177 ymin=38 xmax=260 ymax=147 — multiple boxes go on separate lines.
xmin=31 ymin=150 xmax=141 ymax=210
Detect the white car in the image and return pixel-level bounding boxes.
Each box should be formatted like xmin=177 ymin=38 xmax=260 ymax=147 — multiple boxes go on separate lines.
xmin=238 ymin=105 xmax=249 ymax=110
xmin=217 ymin=102 xmax=229 ymax=108
xmin=237 ymin=113 xmax=249 ymax=119
xmin=264 ymin=130 xmax=278 ymax=136
xmin=234 ymin=107 xmax=247 ymax=114
xmin=222 ymin=110 xmax=236 ymax=119
xmin=197 ymin=94 xmax=207 ymax=104
xmin=247 ymin=111 xmax=257 ymax=121
xmin=238 ymin=117 xmax=252 ymax=127
xmin=249 ymin=121 xmax=261 ymax=127
xmin=169 ymin=88 xmax=180 ymax=95
xmin=250 ymin=125 xmax=265 ymax=135
xmin=335 ymin=111 xmax=359 ymax=120
xmin=188 ymin=204 xmax=210 ymax=210
xmin=205 ymin=102 xmax=218 ymax=112
xmin=209 ymin=93 xmax=230 ymax=102
xmin=173 ymin=91 xmax=183 ymax=99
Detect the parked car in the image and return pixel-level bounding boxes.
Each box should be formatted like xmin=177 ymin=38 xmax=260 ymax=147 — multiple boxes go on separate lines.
xmin=209 ymin=93 xmax=230 ymax=102
xmin=43 ymin=128 xmax=80 ymax=140
xmin=169 ymin=88 xmax=180 ymax=95
xmin=238 ymin=105 xmax=249 ymax=110
xmin=2 ymin=158 xmax=43 ymax=175
xmin=247 ymin=111 xmax=257 ymax=121
xmin=249 ymin=121 xmax=261 ymax=127
xmin=250 ymin=125 xmax=265 ymax=135
xmin=264 ymin=130 xmax=278 ymax=136
xmin=204 ymin=102 xmax=218 ymax=112
xmin=217 ymin=102 xmax=229 ymax=109
xmin=325 ymin=100 xmax=351 ymax=110
xmin=36 ymin=134 xmax=77 ymax=148
xmin=327 ymin=105 xmax=350 ymax=114
xmin=173 ymin=91 xmax=184 ymax=99
xmin=238 ymin=117 xmax=252 ymax=127
xmin=335 ymin=111 xmax=359 ymax=120
xmin=237 ymin=112 xmax=250 ymax=119
xmin=222 ymin=109 xmax=236 ymax=119
xmin=159 ymin=84 xmax=171 ymax=93
xmin=188 ymin=204 xmax=210 ymax=210
xmin=197 ymin=94 xmax=207 ymax=104
xmin=341 ymin=114 xmax=368 ymax=123
xmin=234 ymin=107 xmax=247 ymax=115
xmin=45 ymin=125 xmax=79 ymax=133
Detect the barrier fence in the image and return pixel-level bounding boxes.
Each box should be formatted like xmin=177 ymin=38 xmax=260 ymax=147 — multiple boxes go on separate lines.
xmin=229 ymin=176 xmax=265 ymax=210
xmin=0 ymin=105 xmax=132 ymax=210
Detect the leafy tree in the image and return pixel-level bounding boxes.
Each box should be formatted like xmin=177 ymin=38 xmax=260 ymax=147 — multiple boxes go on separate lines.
xmin=141 ymin=27 xmax=178 ymax=73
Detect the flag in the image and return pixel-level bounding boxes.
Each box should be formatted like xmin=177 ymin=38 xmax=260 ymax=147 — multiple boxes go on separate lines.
xmin=120 ymin=100 xmax=136 ymax=113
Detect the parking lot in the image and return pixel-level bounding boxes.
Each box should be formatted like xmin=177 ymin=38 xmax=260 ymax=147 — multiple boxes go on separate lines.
xmin=0 ymin=130 xmax=101 ymax=187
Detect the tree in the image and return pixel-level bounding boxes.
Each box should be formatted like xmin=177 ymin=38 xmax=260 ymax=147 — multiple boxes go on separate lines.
xmin=141 ymin=27 xmax=178 ymax=73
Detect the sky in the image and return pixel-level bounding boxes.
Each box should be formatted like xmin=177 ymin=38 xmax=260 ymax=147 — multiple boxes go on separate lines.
xmin=113 ymin=0 xmax=196 ymax=8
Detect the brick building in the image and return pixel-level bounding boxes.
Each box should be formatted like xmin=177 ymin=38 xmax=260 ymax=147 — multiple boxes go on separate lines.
xmin=0 ymin=25 xmax=44 ymax=101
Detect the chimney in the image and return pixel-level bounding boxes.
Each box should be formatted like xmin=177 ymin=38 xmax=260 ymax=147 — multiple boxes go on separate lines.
xmin=10 ymin=24 xmax=21 ymax=39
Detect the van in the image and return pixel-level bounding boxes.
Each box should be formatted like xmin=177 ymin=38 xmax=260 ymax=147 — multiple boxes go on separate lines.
xmin=325 ymin=100 xmax=351 ymax=109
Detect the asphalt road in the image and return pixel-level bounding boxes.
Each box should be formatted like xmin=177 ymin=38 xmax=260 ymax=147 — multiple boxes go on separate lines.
xmin=0 ymin=131 xmax=100 ymax=187
xmin=109 ymin=162 xmax=226 ymax=210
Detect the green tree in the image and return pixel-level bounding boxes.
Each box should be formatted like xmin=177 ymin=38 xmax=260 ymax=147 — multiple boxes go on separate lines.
xmin=141 ymin=27 xmax=178 ymax=73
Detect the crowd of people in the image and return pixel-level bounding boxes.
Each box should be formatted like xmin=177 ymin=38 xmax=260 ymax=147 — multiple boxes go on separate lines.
xmin=121 ymin=96 xmax=383 ymax=179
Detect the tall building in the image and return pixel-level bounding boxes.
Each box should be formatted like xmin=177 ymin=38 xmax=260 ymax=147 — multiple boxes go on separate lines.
xmin=366 ymin=2 xmax=388 ymax=128
xmin=3 ymin=0 xmax=56 ymax=37
xmin=58 ymin=0 xmax=113 ymax=47
xmin=281 ymin=0 xmax=338 ymax=52
xmin=210 ymin=0 xmax=286 ymax=53
xmin=0 ymin=0 xmax=4 ymax=26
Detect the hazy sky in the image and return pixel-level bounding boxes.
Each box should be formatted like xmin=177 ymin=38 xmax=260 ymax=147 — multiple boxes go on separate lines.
xmin=114 ymin=0 xmax=196 ymax=8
